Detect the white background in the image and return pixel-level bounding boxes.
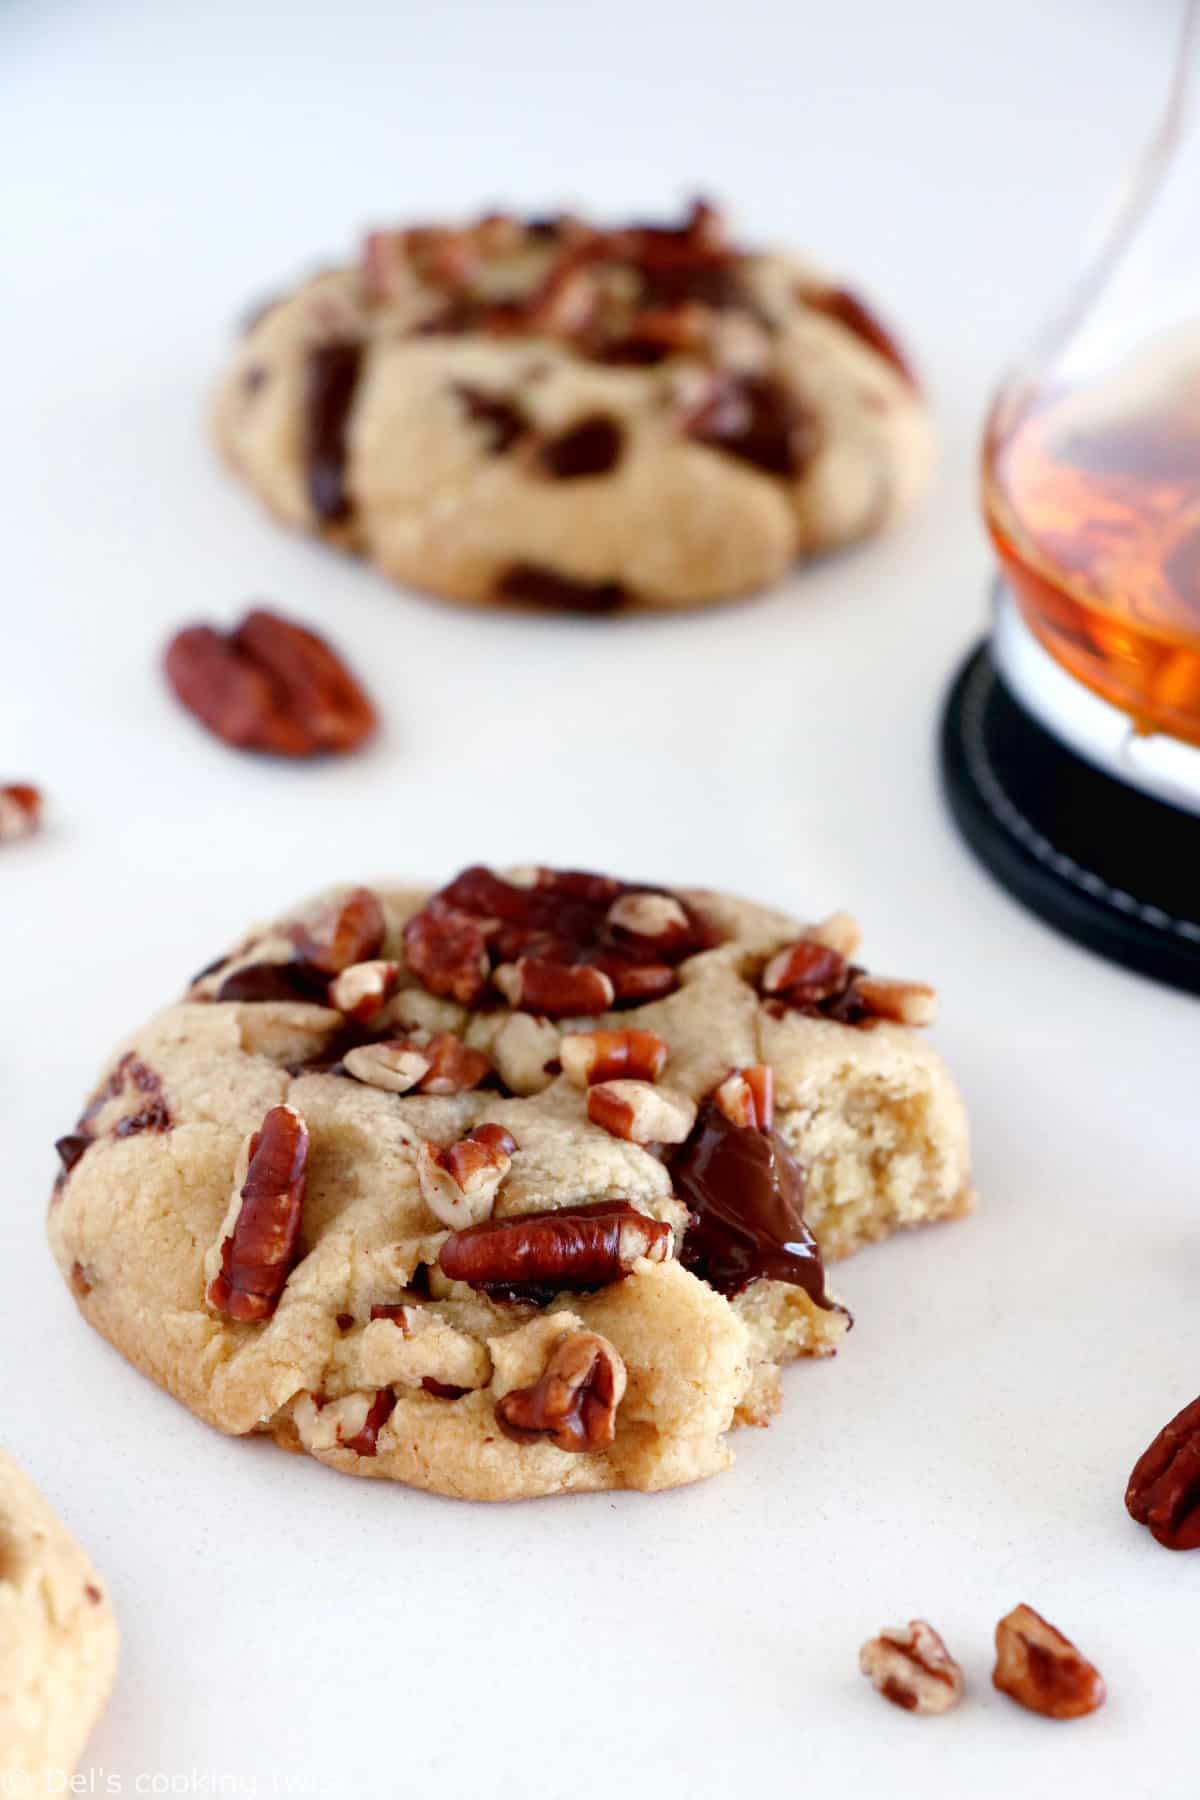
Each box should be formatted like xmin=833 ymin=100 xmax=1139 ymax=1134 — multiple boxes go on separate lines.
xmin=3 ymin=1 xmax=1198 ymax=1795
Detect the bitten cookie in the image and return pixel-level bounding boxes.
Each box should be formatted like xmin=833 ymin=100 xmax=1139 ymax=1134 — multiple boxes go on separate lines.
xmin=48 ymin=867 xmax=972 ymax=1501
xmin=0 ymin=1450 xmax=118 ymax=1793
xmin=214 ymin=202 xmax=932 ymax=611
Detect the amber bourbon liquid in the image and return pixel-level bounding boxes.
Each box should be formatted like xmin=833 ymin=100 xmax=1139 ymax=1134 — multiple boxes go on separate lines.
xmin=984 ymin=331 xmax=1200 ymax=748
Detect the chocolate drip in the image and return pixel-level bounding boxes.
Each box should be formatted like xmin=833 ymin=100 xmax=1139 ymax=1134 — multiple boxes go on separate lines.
xmin=305 ymin=341 xmax=362 ymax=523
xmin=673 ymin=1103 xmax=834 ymax=1305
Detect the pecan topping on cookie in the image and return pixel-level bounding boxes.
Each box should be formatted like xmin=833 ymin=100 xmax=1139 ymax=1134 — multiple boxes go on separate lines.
xmin=0 ymin=783 xmax=42 ymax=844
xmin=992 ymin=1606 xmax=1105 ymax=1720
xmin=165 ymin=608 xmax=376 ymax=758
xmin=417 ymin=1125 xmax=516 ymax=1229
xmin=559 ymin=1028 xmax=669 ymax=1087
xmin=761 ymin=939 xmax=936 ymax=1028
xmin=439 ymin=1199 xmax=670 ymax=1301
xmin=712 ymin=1064 xmax=774 ymax=1131
xmin=327 ymin=958 xmax=400 ymax=1021
xmin=672 ymin=1093 xmax=836 ymax=1307
xmin=340 ymin=1387 xmax=397 ymax=1457
xmin=859 ymin=1621 xmax=963 ymax=1714
xmin=343 ymin=1032 xmax=490 ymax=1096
xmin=497 ymin=1330 xmax=626 ymax=1452
xmin=403 ymin=864 xmax=716 ymax=1012
xmin=587 ymin=1080 xmax=696 ymax=1146
xmin=292 ymin=887 xmax=386 ymax=974
xmin=207 ymin=1105 xmax=308 ymax=1322
xmin=1126 ymin=1393 xmax=1200 ymax=1549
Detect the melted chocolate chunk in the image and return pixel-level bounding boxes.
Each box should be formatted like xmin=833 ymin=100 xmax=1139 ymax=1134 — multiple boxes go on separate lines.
xmin=538 ymin=415 xmax=624 ymax=478
xmin=454 ymin=383 xmax=529 ymax=454
xmin=494 ymin=563 xmax=629 ymax=614
xmin=54 ymin=1134 xmax=91 ymax=1178
xmin=214 ymin=960 xmax=330 ymax=1005
xmin=684 ymin=374 xmax=819 ymax=478
xmin=305 ymin=341 xmax=362 ymax=523
xmin=637 ymin=261 xmax=745 ymax=312
xmin=52 ymin=1056 xmax=171 ymax=1195
xmin=673 ymin=1103 xmax=835 ymax=1305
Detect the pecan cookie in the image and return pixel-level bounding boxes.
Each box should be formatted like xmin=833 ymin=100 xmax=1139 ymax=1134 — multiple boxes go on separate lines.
xmin=0 ymin=1449 xmax=118 ymax=1789
xmin=214 ymin=203 xmax=932 ymax=611
xmin=48 ymin=868 xmax=972 ymax=1501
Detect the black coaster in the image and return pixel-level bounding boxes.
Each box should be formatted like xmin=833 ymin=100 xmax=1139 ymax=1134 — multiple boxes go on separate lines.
xmin=940 ymin=641 xmax=1200 ymax=995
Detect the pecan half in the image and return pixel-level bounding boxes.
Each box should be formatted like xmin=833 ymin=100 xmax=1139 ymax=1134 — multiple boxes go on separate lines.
xmin=417 ymin=1125 xmax=516 ymax=1229
xmin=1126 ymin=1393 xmax=1200 ymax=1549
xmin=402 ymin=899 xmax=490 ymax=1004
xmin=859 ymin=1621 xmax=963 ymax=1715
xmin=992 ymin=1605 xmax=1106 ymax=1720
xmin=586 ymin=1080 xmax=696 ymax=1145
xmin=292 ymin=887 xmax=386 ymax=974
xmin=340 ymin=1387 xmax=396 ymax=1457
xmin=0 ymin=783 xmax=42 ymax=844
xmin=712 ymin=1064 xmax=774 ymax=1131
xmin=559 ymin=1028 xmax=669 ymax=1087
xmin=439 ymin=1199 xmax=669 ymax=1299
xmin=164 ymin=609 xmax=376 ymax=758
xmin=496 ymin=1331 xmax=626 ymax=1452
xmin=327 ymin=958 xmax=400 ymax=1021
xmin=207 ymin=1105 xmax=308 ymax=1322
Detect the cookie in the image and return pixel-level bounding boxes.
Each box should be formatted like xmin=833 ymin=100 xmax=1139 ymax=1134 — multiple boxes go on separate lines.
xmin=48 ymin=867 xmax=972 ymax=1501
xmin=0 ymin=1449 xmax=118 ymax=1790
xmin=214 ymin=202 xmax=932 ymax=612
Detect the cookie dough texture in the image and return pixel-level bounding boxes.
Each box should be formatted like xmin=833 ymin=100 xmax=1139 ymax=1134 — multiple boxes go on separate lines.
xmin=49 ymin=878 xmax=972 ymax=1502
xmin=214 ymin=203 xmax=932 ymax=611
xmin=0 ymin=1450 xmax=118 ymax=1793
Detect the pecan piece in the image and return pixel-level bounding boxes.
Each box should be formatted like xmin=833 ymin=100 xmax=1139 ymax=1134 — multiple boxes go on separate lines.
xmin=496 ymin=1331 xmax=626 ymax=1452
xmin=1126 ymin=1393 xmax=1200 ymax=1549
xmin=402 ymin=900 xmax=490 ymax=1004
xmin=439 ymin=1199 xmax=669 ymax=1297
xmin=164 ymin=608 xmax=376 ymax=758
xmin=340 ymin=1387 xmax=397 ymax=1457
xmin=992 ymin=1605 xmax=1106 ymax=1720
xmin=605 ymin=890 xmax=692 ymax=946
xmin=417 ymin=1033 xmax=492 ymax=1095
xmin=859 ymin=1621 xmax=963 ymax=1715
xmin=712 ymin=1065 xmax=774 ymax=1131
xmin=851 ymin=975 xmax=937 ymax=1028
xmin=762 ymin=939 xmax=850 ymax=1004
xmin=327 ymin=957 xmax=400 ymax=1021
xmin=587 ymin=1080 xmax=696 ymax=1145
xmin=492 ymin=958 xmax=614 ymax=1017
xmin=292 ymin=887 xmax=386 ymax=975
xmin=207 ymin=1105 xmax=308 ymax=1322
xmin=417 ymin=1125 xmax=516 ymax=1229
xmin=0 ymin=783 xmax=42 ymax=844
xmin=343 ymin=1039 xmax=432 ymax=1094
xmin=559 ymin=1028 xmax=669 ymax=1087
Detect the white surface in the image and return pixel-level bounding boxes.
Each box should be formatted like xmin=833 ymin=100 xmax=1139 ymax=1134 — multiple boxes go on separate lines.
xmin=3 ymin=2 xmax=1197 ymax=1795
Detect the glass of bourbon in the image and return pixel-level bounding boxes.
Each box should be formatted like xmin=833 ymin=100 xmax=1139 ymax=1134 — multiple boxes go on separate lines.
xmin=983 ymin=0 xmax=1200 ymax=768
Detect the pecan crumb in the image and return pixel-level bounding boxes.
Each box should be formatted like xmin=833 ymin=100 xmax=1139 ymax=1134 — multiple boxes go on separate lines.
xmin=992 ymin=1605 xmax=1106 ymax=1720
xmin=859 ymin=1620 xmax=963 ymax=1715
xmin=0 ymin=783 xmax=42 ymax=844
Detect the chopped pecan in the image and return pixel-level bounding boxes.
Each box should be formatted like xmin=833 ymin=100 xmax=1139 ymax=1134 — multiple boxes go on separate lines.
xmin=762 ymin=939 xmax=935 ymax=1028
xmin=165 ymin=608 xmax=376 ymax=758
xmin=327 ymin=957 xmax=400 ymax=1021
xmin=712 ymin=1065 xmax=775 ymax=1131
xmin=417 ymin=1033 xmax=492 ymax=1095
xmin=292 ymin=887 xmax=386 ymax=974
xmin=369 ymin=1303 xmax=412 ymax=1330
xmin=493 ymin=958 xmax=614 ymax=1016
xmin=559 ymin=1028 xmax=669 ymax=1087
xmin=586 ymin=1080 xmax=696 ymax=1145
xmin=491 ymin=1013 xmax=561 ymax=1095
xmin=207 ymin=1105 xmax=308 ymax=1322
xmin=402 ymin=899 xmax=490 ymax=1004
xmin=343 ymin=1039 xmax=431 ymax=1093
xmin=605 ymin=891 xmax=691 ymax=946
xmin=859 ymin=1621 xmax=963 ymax=1715
xmin=992 ymin=1606 xmax=1105 ymax=1720
xmin=497 ymin=1330 xmax=626 ymax=1452
xmin=340 ymin=1387 xmax=397 ymax=1457
xmin=417 ymin=1124 xmax=516 ymax=1229
xmin=439 ymin=1199 xmax=669 ymax=1299
xmin=1126 ymin=1393 xmax=1200 ymax=1549
xmin=806 ymin=911 xmax=862 ymax=957
xmin=0 ymin=783 xmax=42 ymax=844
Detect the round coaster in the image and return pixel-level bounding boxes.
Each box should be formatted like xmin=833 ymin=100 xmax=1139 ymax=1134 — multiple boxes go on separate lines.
xmin=940 ymin=641 xmax=1200 ymax=995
